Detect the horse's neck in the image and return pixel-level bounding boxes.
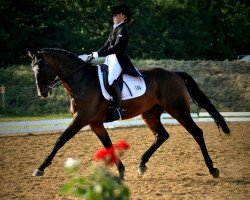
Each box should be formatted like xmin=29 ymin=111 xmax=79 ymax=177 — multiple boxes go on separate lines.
xmin=45 ymin=54 xmax=80 ymax=78
xmin=63 ymin=64 xmax=97 ymax=99
xmin=45 ymin=54 xmax=97 ymax=98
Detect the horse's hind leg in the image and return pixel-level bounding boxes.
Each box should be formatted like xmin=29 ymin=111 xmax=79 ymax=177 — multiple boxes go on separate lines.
xmin=89 ymin=122 xmax=125 ymax=179
xmin=139 ymin=107 xmax=169 ymax=176
xmin=175 ymin=113 xmax=219 ymax=178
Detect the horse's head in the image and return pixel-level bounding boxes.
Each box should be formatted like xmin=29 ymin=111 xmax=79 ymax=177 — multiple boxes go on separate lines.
xmin=27 ymin=50 xmax=56 ymax=98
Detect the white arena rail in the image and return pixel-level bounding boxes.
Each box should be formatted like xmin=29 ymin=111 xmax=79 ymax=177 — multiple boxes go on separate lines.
xmin=0 ymin=112 xmax=249 ymax=134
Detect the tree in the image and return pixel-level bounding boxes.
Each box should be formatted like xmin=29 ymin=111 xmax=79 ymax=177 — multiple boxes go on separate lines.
xmin=0 ymin=0 xmax=249 ymax=67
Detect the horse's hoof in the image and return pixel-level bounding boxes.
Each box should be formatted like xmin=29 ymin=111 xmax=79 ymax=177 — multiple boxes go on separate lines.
xmin=32 ymin=169 xmax=44 ymax=176
xmin=211 ymin=168 xmax=219 ymax=178
xmin=138 ymin=165 xmax=147 ymax=176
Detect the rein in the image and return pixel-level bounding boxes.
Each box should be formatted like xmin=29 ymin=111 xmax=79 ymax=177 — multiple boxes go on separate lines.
xmin=46 ymin=61 xmax=86 ymax=91
xmin=32 ymin=52 xmax=91 ymax=94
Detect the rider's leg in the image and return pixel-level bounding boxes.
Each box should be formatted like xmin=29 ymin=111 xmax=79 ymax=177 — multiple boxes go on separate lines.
xmin=106 ymin=54 xmax=124 ymax=120
xmin=111 ymin=80 xmax=125 ymax=120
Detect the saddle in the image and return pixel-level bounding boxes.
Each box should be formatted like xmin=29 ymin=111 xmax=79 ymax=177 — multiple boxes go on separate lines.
xmin=78 ymin=55 xmax=146 ymax=122
xmin=98 ymin=64 xmax=146 ymax=122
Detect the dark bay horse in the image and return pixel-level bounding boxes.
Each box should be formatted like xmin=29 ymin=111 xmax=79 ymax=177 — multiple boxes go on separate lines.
xmin=27 ymin=48 xmax=230 ymax=179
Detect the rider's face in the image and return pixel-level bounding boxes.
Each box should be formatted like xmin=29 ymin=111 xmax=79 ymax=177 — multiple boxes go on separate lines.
xmin=113 ymin=13 xmax=126 ymax=25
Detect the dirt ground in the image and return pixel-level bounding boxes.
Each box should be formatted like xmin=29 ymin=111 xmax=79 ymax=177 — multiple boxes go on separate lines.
xmin=0 ymin=122 xmax=249 ymax=200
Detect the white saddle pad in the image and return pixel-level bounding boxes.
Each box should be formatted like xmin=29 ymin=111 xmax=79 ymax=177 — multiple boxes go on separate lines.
xmin=97 ymin=65 xmax=146 ymax=100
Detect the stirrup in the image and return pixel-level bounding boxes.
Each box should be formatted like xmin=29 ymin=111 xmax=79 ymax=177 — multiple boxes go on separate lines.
xmin=114 ymin=106 xmax=125 ymax=120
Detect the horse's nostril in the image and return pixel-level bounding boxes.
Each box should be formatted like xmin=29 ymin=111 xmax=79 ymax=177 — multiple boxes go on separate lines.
xmin=41 ymin=92 xmax=48 ymax=98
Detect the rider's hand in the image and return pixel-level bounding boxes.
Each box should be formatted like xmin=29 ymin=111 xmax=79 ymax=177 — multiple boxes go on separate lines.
xmin=92 ymin=52 xmax=99 ymax=58
xmin=86 ymin=54 xmax=94 ymax=63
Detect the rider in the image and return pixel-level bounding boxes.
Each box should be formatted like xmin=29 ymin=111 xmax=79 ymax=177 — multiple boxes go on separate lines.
xmin=91 ymin=4 xmax=142 ymax=120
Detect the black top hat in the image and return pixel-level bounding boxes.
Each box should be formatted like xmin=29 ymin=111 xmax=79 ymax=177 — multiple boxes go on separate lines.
xmin=112 ymin=4 xmax=131 ymax=23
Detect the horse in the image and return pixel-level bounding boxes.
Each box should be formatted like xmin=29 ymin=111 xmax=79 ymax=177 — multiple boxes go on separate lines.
xmin=27 ymin=48 xmax=230 ymax=179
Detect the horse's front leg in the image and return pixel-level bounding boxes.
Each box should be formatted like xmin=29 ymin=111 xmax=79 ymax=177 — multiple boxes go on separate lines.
xmin=33 ymin=114 xmax=87 ymax=176
xmin=89 ymin=122 xmax=125 ymax=180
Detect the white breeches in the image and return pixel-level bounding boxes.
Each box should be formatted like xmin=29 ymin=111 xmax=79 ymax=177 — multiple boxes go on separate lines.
xmin=104 ymin=54 xmax=122 ymax=85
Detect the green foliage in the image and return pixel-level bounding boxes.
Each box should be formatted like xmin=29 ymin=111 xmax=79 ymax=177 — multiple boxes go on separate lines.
xmin=0 ymin=0 xmax=249 ymax=66
xmin=61 ymin=166 xmax=130 ymax=200
xmin=0 ymin=65 xmax=70 ymax=116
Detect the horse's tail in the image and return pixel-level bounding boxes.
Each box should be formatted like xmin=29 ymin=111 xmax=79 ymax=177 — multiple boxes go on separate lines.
xmin=176 ymin=72 xmax=230 ymax=134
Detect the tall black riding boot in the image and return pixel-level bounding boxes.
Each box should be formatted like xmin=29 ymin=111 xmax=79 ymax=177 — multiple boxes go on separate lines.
xmin=112 ymin=80 xmax=125 ymax=120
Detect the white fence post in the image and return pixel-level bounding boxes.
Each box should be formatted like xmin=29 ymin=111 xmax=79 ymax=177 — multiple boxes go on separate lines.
xmin=0 ymin=85 xmax=6 ymax=110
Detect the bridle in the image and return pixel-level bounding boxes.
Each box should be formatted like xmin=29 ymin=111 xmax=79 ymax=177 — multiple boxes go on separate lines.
xmin=32 ymin=58 xmax=58 ymax=92
xmin=32 ymin=57 xmax=87 ymax=92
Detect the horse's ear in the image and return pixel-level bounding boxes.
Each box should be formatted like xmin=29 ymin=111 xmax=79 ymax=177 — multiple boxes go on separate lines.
xmin=27 ymin=49 xmax=38 ymax=59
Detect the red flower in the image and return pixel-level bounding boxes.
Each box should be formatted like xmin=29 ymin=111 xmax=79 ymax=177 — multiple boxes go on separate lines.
xmin=113 ymin=140 xmax=129 ymax=150
xmin=94 ymin=147 xmax=117 ymax=165
xmin=94 ymin=140 xmax=129 ymax=165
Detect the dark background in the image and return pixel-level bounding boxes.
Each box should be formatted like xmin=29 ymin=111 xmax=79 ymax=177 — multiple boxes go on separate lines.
xmin=1 ymin=0 xmax=249 ymax=67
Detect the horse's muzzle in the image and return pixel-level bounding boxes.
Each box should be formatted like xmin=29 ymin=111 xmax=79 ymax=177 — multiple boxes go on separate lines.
xmin=38 ymin=91 xmax=48 ymax=98
xmin=37 ymin=87 xmax=50 ymax=99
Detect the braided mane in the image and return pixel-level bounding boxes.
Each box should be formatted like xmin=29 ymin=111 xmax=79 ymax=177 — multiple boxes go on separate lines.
xmin=40 ymin=48 xmax=84 ymax=63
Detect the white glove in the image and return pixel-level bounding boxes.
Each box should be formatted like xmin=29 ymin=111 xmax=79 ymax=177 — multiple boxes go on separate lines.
xmin=92 ymin=52 xmax=99 ymax=58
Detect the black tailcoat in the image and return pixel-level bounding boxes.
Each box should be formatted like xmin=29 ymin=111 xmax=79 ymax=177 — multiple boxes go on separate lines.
xmin=97 ymin=23 xmax=141 ymax=77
